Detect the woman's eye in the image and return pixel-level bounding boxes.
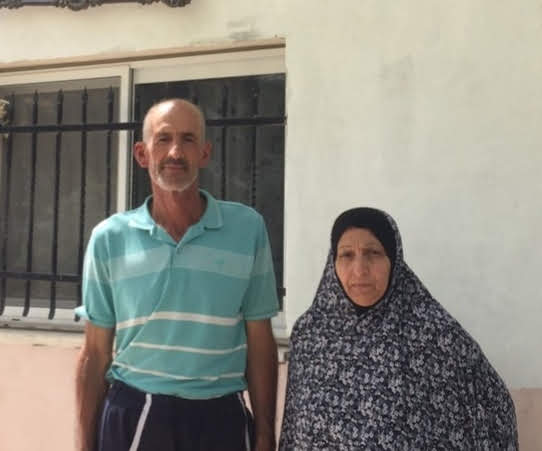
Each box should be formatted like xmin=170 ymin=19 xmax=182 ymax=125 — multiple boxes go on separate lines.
xmin=338 ymin=252 xmax=354 ymax=259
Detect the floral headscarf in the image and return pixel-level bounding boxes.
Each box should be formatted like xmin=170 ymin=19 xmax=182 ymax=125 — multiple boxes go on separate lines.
xmin=279 ymin=208 xmax=518 ymax=450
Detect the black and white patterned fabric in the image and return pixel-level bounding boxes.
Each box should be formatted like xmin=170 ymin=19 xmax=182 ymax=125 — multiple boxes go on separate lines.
xmin=279 ymin=209 xmax=518 ymax=450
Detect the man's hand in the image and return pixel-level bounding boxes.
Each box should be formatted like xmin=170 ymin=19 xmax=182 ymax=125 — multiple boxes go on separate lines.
xmin=245 ymin=319 xmax=278 ymax=451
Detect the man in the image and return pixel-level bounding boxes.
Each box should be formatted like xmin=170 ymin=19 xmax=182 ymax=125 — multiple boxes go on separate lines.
xmin=75 ymin=99 xmax=279 ymax=451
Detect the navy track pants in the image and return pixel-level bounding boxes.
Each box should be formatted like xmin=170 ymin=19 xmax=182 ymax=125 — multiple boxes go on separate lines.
xmin=97 ymin=381 xmax=254 ymax=451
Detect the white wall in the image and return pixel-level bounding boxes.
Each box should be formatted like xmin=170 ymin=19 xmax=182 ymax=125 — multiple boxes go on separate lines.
xmin=1 ymin=0 xmax=541 ymax=388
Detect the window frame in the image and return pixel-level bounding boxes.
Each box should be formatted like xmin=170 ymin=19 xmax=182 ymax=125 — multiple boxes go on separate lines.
xmin=0 ymin=49 xmax=287 ymax=338
xmin=0 ymin=66 xmax=131 ymax=329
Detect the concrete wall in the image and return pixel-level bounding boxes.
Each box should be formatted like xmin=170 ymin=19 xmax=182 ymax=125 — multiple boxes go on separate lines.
xmin=0 ymin=331 xmax=81 ymax=451
xmin=1 ymin=0 xmax=541 ymax=443
xmin=0 ymin=331 xmax=540 ymax=450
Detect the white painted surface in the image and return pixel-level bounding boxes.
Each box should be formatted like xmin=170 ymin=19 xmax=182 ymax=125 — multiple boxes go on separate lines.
xmin=1 ymin=0 xmax=541 ymax=388
xmin=0 ymin=345 xmax=540 ymax=451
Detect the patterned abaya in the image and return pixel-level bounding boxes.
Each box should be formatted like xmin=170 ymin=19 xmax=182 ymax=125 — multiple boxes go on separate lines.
xmin=279 ymin=209 xmax=518 ymax=450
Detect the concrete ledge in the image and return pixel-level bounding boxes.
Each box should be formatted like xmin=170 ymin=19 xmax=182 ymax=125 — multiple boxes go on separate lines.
xmin=0 ymin=327 xmax=84 ymax=348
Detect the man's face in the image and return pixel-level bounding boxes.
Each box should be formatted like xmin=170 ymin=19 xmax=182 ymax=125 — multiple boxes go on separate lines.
xmin=136 ymin=102 xmax=210 ymax=193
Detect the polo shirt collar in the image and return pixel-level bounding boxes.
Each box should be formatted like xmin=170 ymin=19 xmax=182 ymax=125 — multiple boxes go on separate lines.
xmin=128 ymin=189 xmax=223 ymax=231
xmin=198 ymin=189 xmax=223 ymax=230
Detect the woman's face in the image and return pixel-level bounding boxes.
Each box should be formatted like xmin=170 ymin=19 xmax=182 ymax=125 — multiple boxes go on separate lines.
xmin=335 ymin=227 xmax=392 ymax=307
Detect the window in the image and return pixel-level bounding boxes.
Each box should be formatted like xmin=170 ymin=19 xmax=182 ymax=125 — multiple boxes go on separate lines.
xmin=0 ymin=49 xmax=286 ymax=332
xmin=0 ymin=79 xmax=120 ymax=313
xmin=0 ymin=67 xmax=131 ymax=325
xmin=132 ymin=74 xmax=285 ymax=303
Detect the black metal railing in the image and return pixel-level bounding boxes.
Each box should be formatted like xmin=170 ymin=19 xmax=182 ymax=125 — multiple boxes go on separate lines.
xmin=0 ymin=88 xmax=128 ymax=320
xmin=0 ymin=0 xmax=192 ymax=12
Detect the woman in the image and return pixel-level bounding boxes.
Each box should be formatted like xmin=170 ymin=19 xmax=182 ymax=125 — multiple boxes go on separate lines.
xmin=279 ymin=208 xmax=518 ymax=450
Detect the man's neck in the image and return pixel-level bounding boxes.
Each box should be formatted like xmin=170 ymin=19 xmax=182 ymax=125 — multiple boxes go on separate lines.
xmin=150 ymin=183 xmax=206 ymax=242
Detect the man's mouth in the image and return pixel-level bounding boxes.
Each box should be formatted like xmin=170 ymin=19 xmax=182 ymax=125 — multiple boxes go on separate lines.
xmin=161 ymin=160 xmax=187 ymax=171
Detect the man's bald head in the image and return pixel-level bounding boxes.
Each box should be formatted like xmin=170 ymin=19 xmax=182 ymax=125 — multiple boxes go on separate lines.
xmin=142 ymin=99 xmax=206 ymax=145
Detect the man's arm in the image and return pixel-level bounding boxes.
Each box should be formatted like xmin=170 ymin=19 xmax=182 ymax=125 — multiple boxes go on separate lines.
xmin=75 ymin=322 xmax=114 ymax=451
xmin=246 ymin=318 xmax=278 ymax=451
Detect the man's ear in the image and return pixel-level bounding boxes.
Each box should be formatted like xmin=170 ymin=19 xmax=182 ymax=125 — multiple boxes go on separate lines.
xmin=198 ymin=141 xmax=212 ymax=168
xmin=133 ymin=141 xmax=149 ymax=168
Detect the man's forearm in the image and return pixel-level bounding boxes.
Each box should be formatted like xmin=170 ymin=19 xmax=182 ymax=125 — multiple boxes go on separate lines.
xmin=75 ymin=350 xmax=109 ymax=451
xmin=246 ymin=320 xmax=278 ymax=451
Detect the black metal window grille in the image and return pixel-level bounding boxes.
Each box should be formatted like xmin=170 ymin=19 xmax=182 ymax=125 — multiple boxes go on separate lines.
xmin=0 ymin=83 xmax=123 ymax=321
xmin=0 ymin=73 xmax=286 ymax=322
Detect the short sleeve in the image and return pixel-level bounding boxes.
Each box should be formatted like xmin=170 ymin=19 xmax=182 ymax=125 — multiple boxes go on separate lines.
xmin=241 ymin=215 xmax=279 ymax=320
xmin=76 ymin=229 xmax=116 ymax=328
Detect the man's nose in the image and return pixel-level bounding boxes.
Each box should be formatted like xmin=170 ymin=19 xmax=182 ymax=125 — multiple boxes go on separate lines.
xmin=168 ymin=140 xmax=185 ymax=158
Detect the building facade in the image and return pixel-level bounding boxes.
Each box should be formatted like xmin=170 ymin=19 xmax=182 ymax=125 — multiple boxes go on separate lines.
xmin=1 ymin=1 xmax=541 ymax=449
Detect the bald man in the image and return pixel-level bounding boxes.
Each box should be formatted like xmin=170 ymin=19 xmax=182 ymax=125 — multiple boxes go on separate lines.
xmin=75 ymin=99 xmax=279 ymax=451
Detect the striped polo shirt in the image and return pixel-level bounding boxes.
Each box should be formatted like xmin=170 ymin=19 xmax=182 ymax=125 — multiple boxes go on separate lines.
xmin=75 ymin=190 xmax=279 ymax=399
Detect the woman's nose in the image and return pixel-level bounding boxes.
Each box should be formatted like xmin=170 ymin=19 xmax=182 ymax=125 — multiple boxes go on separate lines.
xmin=353 ymin=256 xmax=369 ymax=275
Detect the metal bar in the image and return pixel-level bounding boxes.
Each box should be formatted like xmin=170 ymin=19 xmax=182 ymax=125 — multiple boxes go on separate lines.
xmin=0 ymin=92 xmax=15 ymax=315
xmin=0 ymin=122 xmax=138 ymax=133
xmin=189 ymin=83 xmax=198 ymax=107
xmin=49 ymin=90 xmax=63 ymax=320
xmin=130 ymin=93 xmax=141 ymax=209
xmin=22 ymin=91 xmax=39 ymax=317
xmin=133 ymin=94 xmax=140 ymax=123
xmin=0 ymin=0 xmax=193 ymax=8
xmin=0 ymin=117 xmax=286 ymax=134
xmin=0 ymin=271 xmax=80 ymax=283
xmin=106 ymin=87 xmax=114 ymax=216
xmin=220 ymin=85 xmax=229 ymax=198
xmin=250 ymin=83 xmax=260 ymax=208
xmin=77 ymin=89 xmax=88 ymax=309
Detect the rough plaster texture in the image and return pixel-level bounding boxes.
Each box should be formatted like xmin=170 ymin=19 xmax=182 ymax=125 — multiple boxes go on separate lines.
xmin=0 ymin=0 xmax=541 ymax=391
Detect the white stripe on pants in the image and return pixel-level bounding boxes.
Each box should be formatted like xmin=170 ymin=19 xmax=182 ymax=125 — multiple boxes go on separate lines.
xmin=237 ymin=393 xmax=251 ymax=451
xmin=128 ymin=393 xmax=152 ymax=451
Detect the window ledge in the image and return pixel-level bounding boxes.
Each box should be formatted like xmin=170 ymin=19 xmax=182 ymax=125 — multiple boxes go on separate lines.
xmin=0 ymin=307 xmax=84 ymax=333
xmin=0 ymin=325 xmax=84 ymax=348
